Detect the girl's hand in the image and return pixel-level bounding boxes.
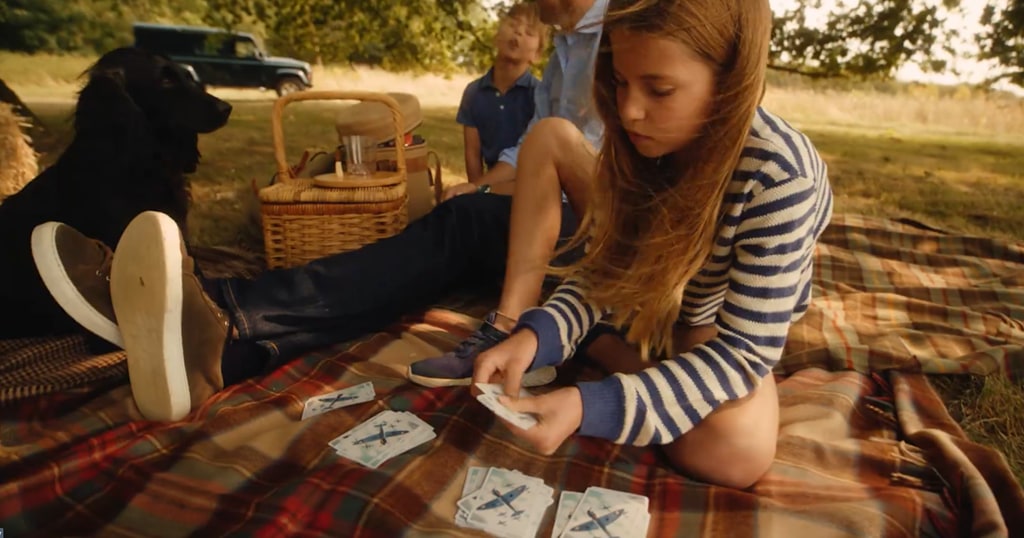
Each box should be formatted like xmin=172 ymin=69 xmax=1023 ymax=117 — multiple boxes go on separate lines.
xmin=498 ymin=387 xmax=583 ymax=455
xmin=472 ymin=329 xmax=539 ymax=397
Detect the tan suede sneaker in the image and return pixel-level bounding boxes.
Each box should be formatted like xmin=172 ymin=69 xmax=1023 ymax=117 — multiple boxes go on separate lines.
xmin=110 ymin=211 xmax=228 ymax=422
xmin=32 ymin=222 xmax=122 ymax=347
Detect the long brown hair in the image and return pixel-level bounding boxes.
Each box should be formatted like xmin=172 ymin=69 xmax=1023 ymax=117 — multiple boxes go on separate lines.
xmin=564 ymin=0 xmax=772 ymax=359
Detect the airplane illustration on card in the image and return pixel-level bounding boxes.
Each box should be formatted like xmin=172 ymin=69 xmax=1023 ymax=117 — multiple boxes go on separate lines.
xmin=353 ymin=423 xmax=409 ymax=446
xmin=569 ymin=508 xmax=625 ymax=537
xmin=475 ymin=484 xmax=527 ymax=517
xmin=318 ymin=392 xmax=360 ymax=407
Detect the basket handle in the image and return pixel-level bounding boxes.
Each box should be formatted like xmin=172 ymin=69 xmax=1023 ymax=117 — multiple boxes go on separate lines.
xmin=271 ymin=90 xmax=407 ymax=184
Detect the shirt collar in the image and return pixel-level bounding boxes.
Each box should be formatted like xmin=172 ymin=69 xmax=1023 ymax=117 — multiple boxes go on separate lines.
xmin=574 ymin=0 xmax=609 ymax=34
xmin=513 ymin=69 xmax=537 ymax=88
xmin=481 ymin=67 xmax=536 ymax=89
xmin=480 ymin=67 xmax=496 ymax=89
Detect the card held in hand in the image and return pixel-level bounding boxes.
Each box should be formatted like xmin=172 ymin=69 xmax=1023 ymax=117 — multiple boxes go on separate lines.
xmin=301 ymin=381 xmax=375 ymax=420
xmin=474 ymin=383 xmax=538 ymax=430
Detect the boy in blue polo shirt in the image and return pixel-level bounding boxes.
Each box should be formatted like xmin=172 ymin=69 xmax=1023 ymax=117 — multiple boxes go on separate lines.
xmin=456 ymin=3 xmax=548 ymax=186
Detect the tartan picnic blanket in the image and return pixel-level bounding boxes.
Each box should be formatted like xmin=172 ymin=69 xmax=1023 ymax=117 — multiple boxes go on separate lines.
xmin=1 ymin=214 xmax=1022 ymax=537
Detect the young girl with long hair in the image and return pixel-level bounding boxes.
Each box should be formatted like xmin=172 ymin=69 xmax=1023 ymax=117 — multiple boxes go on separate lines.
xmin=472 ymin=0 xmax=834 ymax=489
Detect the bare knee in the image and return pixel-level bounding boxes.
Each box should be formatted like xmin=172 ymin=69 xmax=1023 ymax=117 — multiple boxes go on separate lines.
xmin=518 ymin=118 xmax=595 ymax=207
xmin=663 ymin=375 xmax=779 ymax=489
xmin=665 ymin=432 xmax=776 ymax=489
xmin=523 ymin=117 xmax=583 ymax=148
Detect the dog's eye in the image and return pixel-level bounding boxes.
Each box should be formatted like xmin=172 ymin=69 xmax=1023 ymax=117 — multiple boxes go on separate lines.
xmin=160 ymin=76 xmax=177 ymax=89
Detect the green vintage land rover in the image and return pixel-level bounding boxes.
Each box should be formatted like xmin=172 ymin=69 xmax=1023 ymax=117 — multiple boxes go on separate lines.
xmin=132 ymin=22 xmax=313 ymax=96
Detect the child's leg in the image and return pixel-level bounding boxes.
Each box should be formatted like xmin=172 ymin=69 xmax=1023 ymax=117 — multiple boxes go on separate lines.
xmin=662 ymin=323 xmax=779 ymax=489
xmin=491 ymin=117 xmax=597 ymax=331
xmin=584 ymin=323 xmax=778 ymax=489
xmin=407 ymin=118 xmax=596 ymax=388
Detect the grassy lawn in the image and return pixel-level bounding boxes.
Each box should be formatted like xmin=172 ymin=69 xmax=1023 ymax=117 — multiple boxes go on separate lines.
xmin=7 ymin=53 xmax=1024 ymax=486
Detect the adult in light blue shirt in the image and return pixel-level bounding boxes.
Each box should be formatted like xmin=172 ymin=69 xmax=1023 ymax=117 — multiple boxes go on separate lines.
xmin=409 ymin=0 xmax=611 ymax=388
xmin=496 ymin=0 xmax=607 ymax=171
xmin=31 ymin=0 xmax=614 ymax=421
xmin=443 ymin=0 xmax=608 ymax=199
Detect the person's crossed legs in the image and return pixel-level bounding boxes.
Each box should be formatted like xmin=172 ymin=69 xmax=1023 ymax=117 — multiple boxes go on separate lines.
xmin=33 ymin=192 xmax=534 ymax=421
xmin=583 ymin=323 xmax=779 ymax=489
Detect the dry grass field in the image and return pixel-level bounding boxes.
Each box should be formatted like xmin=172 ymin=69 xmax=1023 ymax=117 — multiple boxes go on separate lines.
xmin=3 ymin=51 xmax=1023 ymax=485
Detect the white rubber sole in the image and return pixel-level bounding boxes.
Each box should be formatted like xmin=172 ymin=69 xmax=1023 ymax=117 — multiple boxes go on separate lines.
xmin=406 ymin=365 xmax=557 ymax=389
xmin=110 ymin=211 xmax=191 ymax=421
xmin=31 ymin=222 xmax=123 ymax=347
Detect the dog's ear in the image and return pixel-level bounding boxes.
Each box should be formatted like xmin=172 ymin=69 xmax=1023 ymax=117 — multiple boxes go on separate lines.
xmin=74 ymin=68 xmax=148 ymax=138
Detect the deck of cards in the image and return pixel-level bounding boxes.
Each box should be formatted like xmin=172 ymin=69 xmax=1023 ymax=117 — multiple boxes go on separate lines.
xmin=475 ymin=383 xmax=539 ymax=430
xmin=455 ymin=466 xmax=554 ymax=538
xmin=552 ymin=486 xmax=651 ymax=538
xmin=301 ymin=381 xmax=376 ymax=420
xmin=329 ymin=410 xmax=436 ymax=468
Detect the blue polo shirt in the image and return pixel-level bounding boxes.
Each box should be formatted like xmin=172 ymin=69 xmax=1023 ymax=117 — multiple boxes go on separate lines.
xmin=456 ymin=67 xmax=538 ymax=169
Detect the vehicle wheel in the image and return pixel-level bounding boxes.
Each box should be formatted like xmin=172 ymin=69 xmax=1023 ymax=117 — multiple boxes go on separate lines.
xmin=275 ymin=76 xmax=304 ymax=97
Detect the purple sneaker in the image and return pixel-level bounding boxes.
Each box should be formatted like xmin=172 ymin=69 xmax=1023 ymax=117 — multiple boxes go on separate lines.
xmin=407 ymin=312 xmax=556 ymax=388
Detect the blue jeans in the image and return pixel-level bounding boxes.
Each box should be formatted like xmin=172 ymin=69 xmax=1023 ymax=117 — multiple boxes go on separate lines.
xmin=214 ymin=193 xmax=579 ymax=383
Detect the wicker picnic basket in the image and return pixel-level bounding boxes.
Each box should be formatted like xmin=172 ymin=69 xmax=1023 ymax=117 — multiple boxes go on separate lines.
xmin=259 ymin=91 xmax=408 ymax=269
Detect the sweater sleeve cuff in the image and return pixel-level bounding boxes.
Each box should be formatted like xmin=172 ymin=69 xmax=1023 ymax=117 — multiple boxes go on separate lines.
xmin=577 ymin=377 xmax=626 ymax=441
xmin=515 ymin=307 xmax=565 ymax=368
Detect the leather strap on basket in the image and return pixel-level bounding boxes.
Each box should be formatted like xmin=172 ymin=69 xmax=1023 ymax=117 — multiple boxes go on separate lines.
xmin=426 ymin=150 xmax=443 ymax=204
xmin=271 ymin=91 xmax=407 ymax=186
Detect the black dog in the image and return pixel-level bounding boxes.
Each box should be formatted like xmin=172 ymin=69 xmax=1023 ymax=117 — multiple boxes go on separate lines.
xmin=0 ymin=47 xmax=231 ymax=339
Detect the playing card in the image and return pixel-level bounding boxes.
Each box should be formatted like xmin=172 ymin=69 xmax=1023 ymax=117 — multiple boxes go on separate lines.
xmin=551 ymin=491 xmax=583 ymax=538
xmin=474 ymin=383 xmax=539 ymax=430
xmin=301 ymin=381 xmax=375 ymax=420
xmin=455 ymin=466 xmax=490 ymax=527
xmin=330 ymin=410 xmax=436 ymax=468
xmin=460 ymin=467 xmax=553 ymax=538
xmin=560 ymin=487 xmax=650 ymax=538
xmin=475 ymin=382 xmax=534 ymax=401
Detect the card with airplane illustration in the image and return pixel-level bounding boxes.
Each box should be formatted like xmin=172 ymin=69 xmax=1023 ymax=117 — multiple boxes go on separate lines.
xmin=551 ymin=491 xmax=583 ymax=538
xmin=301 ymin=381 xmax=376 ymax=420
xmin=455 ymin=466 xmax=489 ymax=528
xmin=330 ymin=410 xmax=436 ymax=468
xmin=559 ymin=486 xmax=650 ymax=538
xmin=474 ymin=383 xmax=539 ymax=430
xmin=457 ymin=466 xmax=554 ymax=538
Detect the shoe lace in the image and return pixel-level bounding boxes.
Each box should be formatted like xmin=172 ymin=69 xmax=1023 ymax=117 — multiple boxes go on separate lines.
xmin=452 ymin=318 xmax=506 ymax=360
xmin=453 ymin=331 xmax=492 ymax=359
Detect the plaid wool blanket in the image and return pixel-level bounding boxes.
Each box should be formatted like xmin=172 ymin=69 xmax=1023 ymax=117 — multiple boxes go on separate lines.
xmin=1 ymin=215 xmax=1022 ymax=537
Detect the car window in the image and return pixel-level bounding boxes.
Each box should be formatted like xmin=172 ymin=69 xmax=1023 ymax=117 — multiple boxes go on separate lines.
xmin=234 ymin=38 xmax=260 ymax=58
xmin=196 ymin=33 xmax=230 ymax=57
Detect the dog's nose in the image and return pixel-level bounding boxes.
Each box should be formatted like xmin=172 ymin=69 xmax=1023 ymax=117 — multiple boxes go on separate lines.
xmin=217 ymin=100 xmax=232 ymax=118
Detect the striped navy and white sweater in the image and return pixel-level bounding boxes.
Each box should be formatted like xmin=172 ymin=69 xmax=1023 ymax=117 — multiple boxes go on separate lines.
xmin=516 ymin=107 xmax=834 ymax=446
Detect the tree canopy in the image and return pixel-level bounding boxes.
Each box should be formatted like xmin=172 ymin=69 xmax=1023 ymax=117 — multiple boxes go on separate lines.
xmin=769 ymin=0 xmax=960 ymax=78
xmin=0 ymin=0 xmax=1021 ymax=88
xmin=977 ymin=0 xmax=1024 ymax=86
